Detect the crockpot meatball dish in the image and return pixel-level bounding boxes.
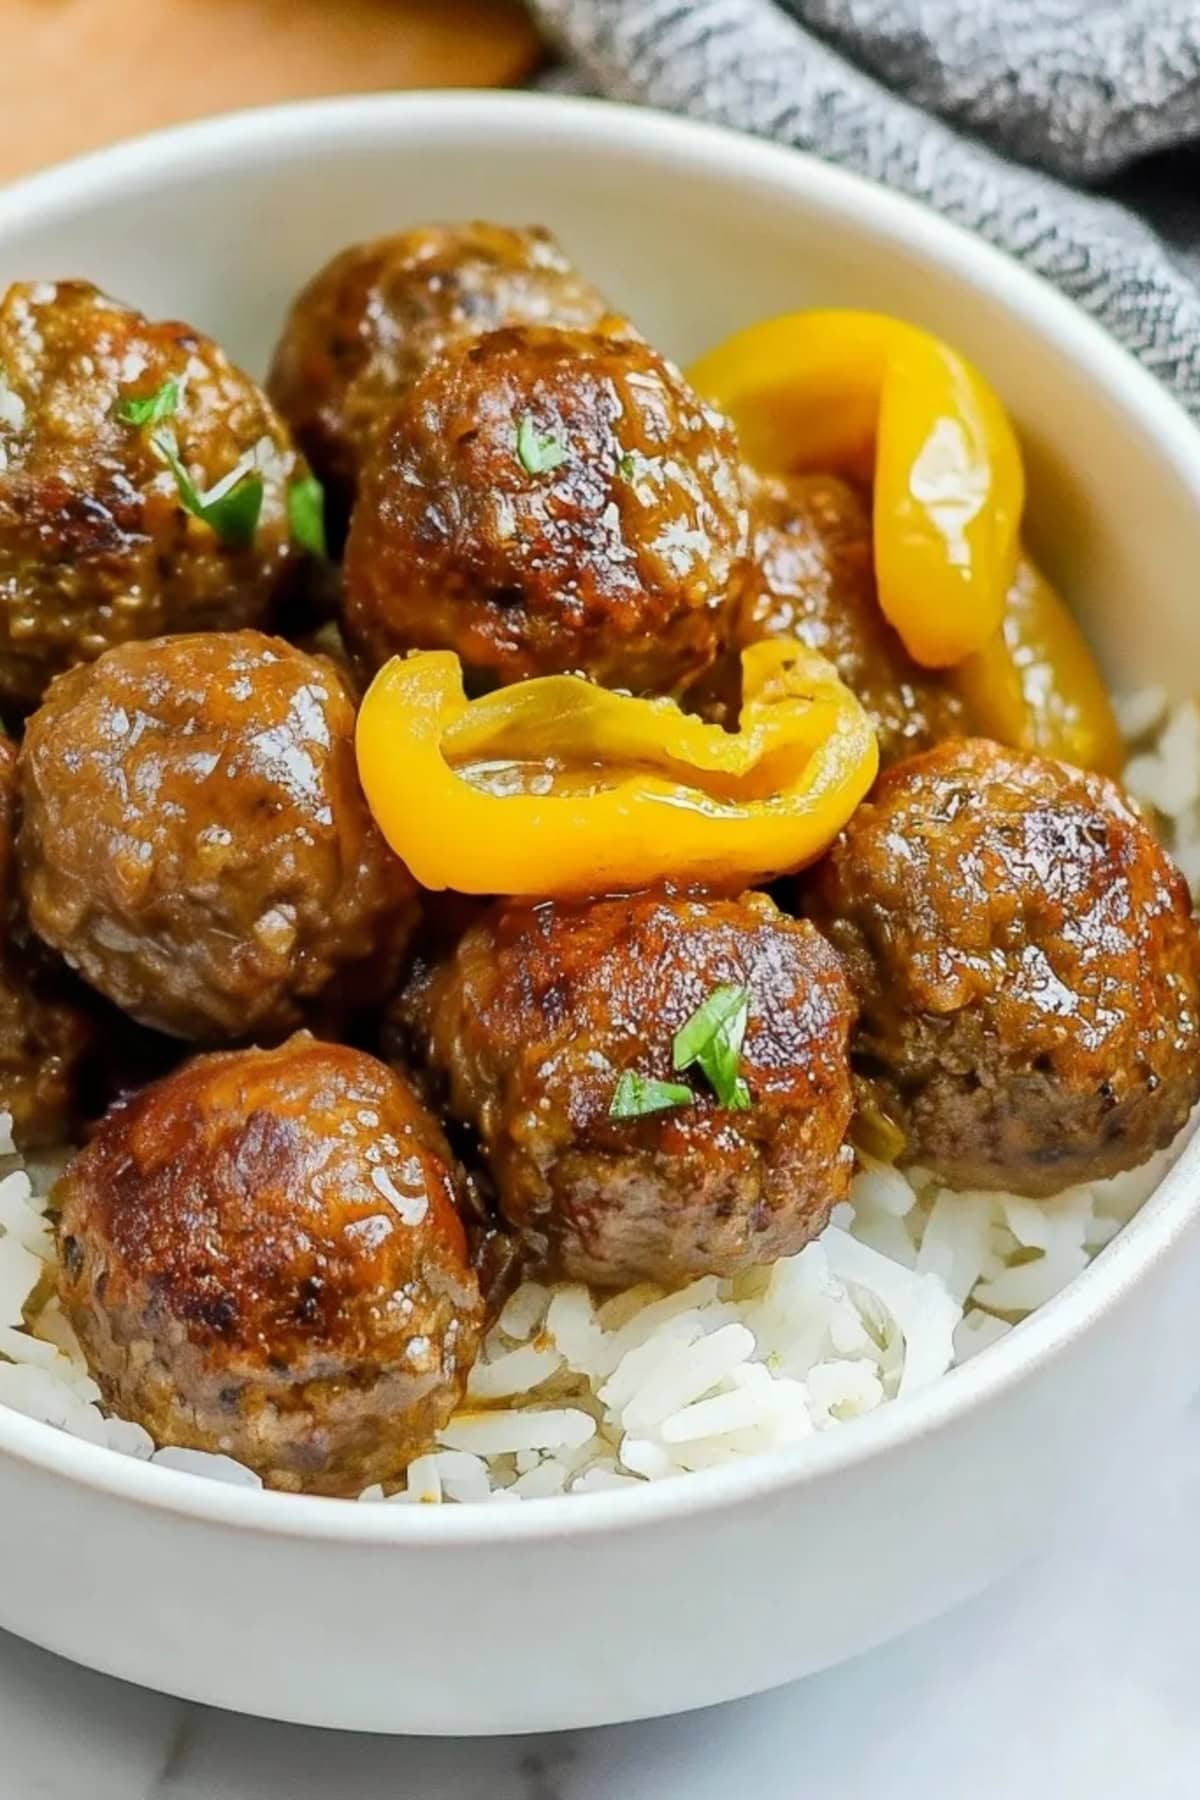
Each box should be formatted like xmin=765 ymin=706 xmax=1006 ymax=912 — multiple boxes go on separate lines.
xmin=0 ymin=223 xmax=1196 ymax=1503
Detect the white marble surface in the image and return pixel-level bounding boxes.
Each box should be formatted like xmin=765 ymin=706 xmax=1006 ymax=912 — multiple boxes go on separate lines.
xmin=3 ymin=1404 xmax=1199 ymax=1800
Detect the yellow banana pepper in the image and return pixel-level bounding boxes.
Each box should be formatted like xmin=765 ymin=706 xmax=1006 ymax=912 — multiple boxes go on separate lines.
xmin=954 ymin=555 xmax=1122 ymax=774
xmin=689 ymin=310 xmax=1025 ymax=669
xmin=356 ymin=641 xmax=878 ymax=897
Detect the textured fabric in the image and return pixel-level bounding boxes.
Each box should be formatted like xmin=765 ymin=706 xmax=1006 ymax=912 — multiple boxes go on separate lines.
xmin=530 ymin=0 xmax=1200 ymax=416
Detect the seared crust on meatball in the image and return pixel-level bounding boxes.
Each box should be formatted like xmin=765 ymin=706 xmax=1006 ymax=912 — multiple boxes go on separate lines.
xmin=397 ymin=890 xmax=855 ymax=1289
xmin=735 ymin=473 xmax=964 ymax=765
xmin=55 ymin=1036 xmax=483 ymax=1495
xmin=0 ymin=281 xmax=310 ymax=712
xmin=804 ymin=738 xmax=1200 ymax=1195
xmin=343 ymin=325 xmax=749 ymax=694
xmin=19 ymin=631 xmax=415 ymax=1042
xmin=268 ymin=222 xmax=625 ymax=541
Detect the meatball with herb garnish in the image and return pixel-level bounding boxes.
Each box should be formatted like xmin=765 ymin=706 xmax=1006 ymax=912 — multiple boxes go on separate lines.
xmin=394 ymin=889 xmax=855 ymax=1290
xmin=803 ymin=737 xmax=1200 ymax=1195
xmin=18 ymin=630 xmax=415 ymax=1042
xmin=268 ymin=222 xmax=628 ymax=545
xmin=0 ymin=280 xmax=320 ymax=713
xmin=343 ymin=324 xmax=749 ymax=696
xmin=55 ymin=1035 xmax=484 ymax=1496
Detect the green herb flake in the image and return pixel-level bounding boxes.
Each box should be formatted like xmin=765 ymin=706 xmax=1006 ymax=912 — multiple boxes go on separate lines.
xmin=199 ymin=469 xmax=264 ymax=549
xmin=115 ymin=379 xmax=180 ymax=428
xmin=152 ymin=431 xmax=263 ymax=550
xmin=288 ymin=474 xmax=327 ymax=557
xmin=619 ymin=449 xmax=655 ymax=484
xmin=673 ymin=984 xmax=752 ymax=1110
xmin=516 ymin=412 xmax=568 ymax=477
xmin=608 ymin=1071 xmax=695 ymax=1120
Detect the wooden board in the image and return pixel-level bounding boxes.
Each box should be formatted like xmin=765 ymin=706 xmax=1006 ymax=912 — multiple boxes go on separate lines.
xmin=0 ymin=0 xmax=544 ymax=183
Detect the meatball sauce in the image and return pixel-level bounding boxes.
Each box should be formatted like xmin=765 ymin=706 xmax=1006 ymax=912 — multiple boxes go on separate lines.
xmin=736 ymin=473 xmax=964 ymax=766
xmin=0 ymin=735 xmax=92 ymax=1146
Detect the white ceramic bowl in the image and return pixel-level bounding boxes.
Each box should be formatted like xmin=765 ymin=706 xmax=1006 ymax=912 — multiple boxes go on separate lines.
xmin=0 ymin=92 xmax=1198 ymax=1737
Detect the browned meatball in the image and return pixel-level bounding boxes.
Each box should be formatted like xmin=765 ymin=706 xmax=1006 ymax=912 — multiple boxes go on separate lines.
xmin=0 ymin=956 xmax=91 ymax=1149
xmin=343 ymin=325 xmax=749 ymax=695
xmin=268 ymin=222 xmax=625 ymax=541
xmin=397 ymin=890 xmax=855 ymax=1289
xmin=804 ymin=738 xmax=1200 ymax=1195
xmin=19 ymin=631 xmax=415 ymax=1042
xmin=732 ymin=473 xmax=964 ymax=765
xmin=0 ymin=280 xmax=313 ymax=713
xmin=55 ymin=1035 xmax=483 ymax=1495
xmin=0 ymin=735 xmax=92 ymax=1146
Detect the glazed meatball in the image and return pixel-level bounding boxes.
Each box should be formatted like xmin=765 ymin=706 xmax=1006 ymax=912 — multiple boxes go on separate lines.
xmin=0 ymin=736 xmax=92 ymax=1147
xmin=268 ymin=222 xmax=625 ymax=541
xmin=19 ymin=631 xmax=415 ymax=1042
xmin=343 ymin=325 xmax=749 ymax=695
xmin=0 ymin=952 xmax=92 ymax=1149
xmin=0 ymin=280 xmax=311 ymax=713
xmin=734 ymin=473 xmax=964 ymax=765
xmin=55 ymin=1036 xmax=484 ymax=1495
xmin=397 ymin=890 xmax=855 ymax=1289
xmin=804 ymin=738 xmax=1200 ymax=1195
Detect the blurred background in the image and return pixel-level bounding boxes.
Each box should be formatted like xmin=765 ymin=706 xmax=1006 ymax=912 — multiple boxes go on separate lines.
xmin=0 ymin=0 xmax=545 ymax=183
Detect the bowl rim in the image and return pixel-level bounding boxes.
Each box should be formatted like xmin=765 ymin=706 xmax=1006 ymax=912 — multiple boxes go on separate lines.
xmin=1 ymin=86 xmax=1199 ymax=1546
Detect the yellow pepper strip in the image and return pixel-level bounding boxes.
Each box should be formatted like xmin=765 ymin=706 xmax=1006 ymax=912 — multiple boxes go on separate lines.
xmin=953 ymin=555 xmax=1123 ymax=775
xmin=356 ymin=642 xmax=878 ymax=898
xmin=688 ymin=310 xmax=1025 ymax=668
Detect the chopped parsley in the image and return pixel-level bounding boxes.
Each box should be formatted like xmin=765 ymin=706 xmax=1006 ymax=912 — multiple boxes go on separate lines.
xmin=608 ymin=1071 xmax=694 ymax=1120
xmin=114 ymin=379 xmax=180 ymax=428
xmin=117 ymin=378 xmax=262 ymax=549
xmin=516 ymin=412 xmax=568 ymax=477
xmin=608 ymin=983 xmax=754 ymax=1120
xmin=673 ymin=984 xmax=752 ymax=1110
xmin=152 ymin=432 xmax=263 ymax=549
xmin=288 ymin=474 xmax=327 ymax=557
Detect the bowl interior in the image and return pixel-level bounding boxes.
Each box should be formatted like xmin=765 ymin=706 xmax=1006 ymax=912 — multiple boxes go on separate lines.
xmin=0 ymin=93 xmax=1198 ymax=1536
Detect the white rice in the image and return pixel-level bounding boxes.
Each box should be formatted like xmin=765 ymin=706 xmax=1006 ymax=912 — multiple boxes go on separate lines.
xmin=1122 ymin=689 xmax=1200 ymax=895
xmin=0 ymin=690 xmax=1195 ymax=1503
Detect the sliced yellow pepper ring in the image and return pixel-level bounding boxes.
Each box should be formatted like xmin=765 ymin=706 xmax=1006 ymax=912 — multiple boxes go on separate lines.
xmin=688 ymin=310 xmax=1025 ymax=669
xmin=953 ymin=554 xmax=1123 ymax=775
xmin=356 ymin=642 xmax=878 ymax=898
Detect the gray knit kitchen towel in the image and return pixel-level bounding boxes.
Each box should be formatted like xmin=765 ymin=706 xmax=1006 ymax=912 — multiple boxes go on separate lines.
xmin=529 ymin=0 xmax=1200 ymax=416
